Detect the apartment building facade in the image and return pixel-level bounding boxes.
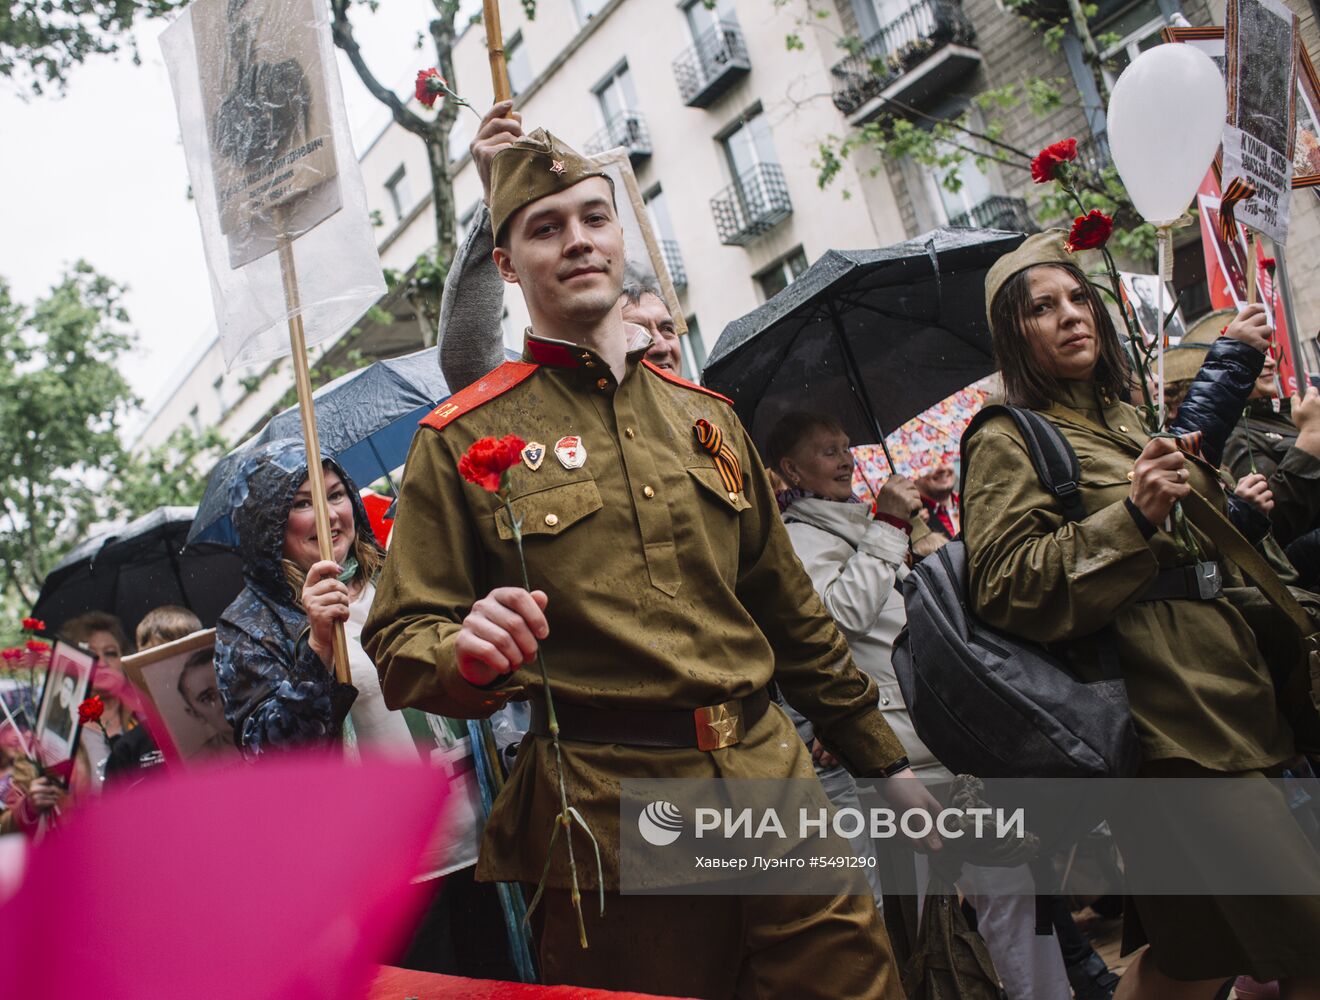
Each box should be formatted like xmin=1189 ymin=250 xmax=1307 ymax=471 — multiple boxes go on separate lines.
xmin=139 ymin=0 xmax=1320 ymax=451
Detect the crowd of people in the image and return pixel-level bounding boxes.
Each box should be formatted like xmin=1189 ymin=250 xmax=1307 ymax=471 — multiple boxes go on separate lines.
xmin=4 ymin=100 xmax=1320 ymax=1000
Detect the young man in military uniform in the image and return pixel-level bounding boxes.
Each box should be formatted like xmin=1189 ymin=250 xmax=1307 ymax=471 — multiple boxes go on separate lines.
xmin=363 ymin=129 xmax=937 ymax=998
xmin=436 ymin=100 xmax=683 ymax=393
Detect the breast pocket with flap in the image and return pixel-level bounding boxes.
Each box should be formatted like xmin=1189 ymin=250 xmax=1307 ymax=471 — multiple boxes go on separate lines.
xmin=494 ymin=478 xmax=604 ymax=540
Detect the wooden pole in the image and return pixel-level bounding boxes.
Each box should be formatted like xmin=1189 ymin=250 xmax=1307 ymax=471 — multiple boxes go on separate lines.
xmin=483 ymin=0 xmax=512 ymax=103
xmin=1245 ymin=230 xmax=1258 ymax=305
xmin=274 ymin=210 xmax=351 ymax=686
xmin=611 ymin=150 xmax=688 ymax=339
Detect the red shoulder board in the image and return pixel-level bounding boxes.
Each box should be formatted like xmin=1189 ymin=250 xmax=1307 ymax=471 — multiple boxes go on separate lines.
xmin=420 ymin=361 xmax=539 ymax=432
xmin=642 ymin=360 xmax=734 ymax=406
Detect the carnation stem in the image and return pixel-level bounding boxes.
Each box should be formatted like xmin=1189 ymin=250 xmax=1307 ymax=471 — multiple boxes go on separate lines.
xmin=501 ymin=495 xmax=602 ymax=948
xmin=437 ymin=80 xmax=482 ymax=119
xmin=1063 ymin=182 xmax=1160 ymax=429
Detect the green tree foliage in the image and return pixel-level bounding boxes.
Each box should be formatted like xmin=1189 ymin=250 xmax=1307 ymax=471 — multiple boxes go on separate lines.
xmin=0 ymin=263 xmax=228 ymax=622
xmin=331 ymin=0 xmax=465 ymax=343
xmin=1 ymin=0 xmax=183 ymax=96
xmin=109 ymin=423 xmax=229 ymax=519
xmin=0 ymin=263 xmax=138 ymax=611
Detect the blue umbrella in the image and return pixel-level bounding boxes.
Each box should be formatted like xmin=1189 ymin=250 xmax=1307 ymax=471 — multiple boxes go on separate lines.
xmin=188 ymin=346 xmax=452 ymax=548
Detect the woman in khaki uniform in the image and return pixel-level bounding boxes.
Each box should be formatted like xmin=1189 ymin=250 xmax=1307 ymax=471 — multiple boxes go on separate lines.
xmin=961 ymin=232 xmax=1320 ymax=998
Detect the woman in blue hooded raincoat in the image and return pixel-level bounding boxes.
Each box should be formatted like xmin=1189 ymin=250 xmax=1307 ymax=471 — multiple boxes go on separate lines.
xmin=214 ymin=439 xmax=396 ymax=754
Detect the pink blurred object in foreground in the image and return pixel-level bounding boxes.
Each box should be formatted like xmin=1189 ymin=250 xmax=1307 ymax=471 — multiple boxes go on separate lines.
xmin=0 ymin=754 xmax=449 ymax=1000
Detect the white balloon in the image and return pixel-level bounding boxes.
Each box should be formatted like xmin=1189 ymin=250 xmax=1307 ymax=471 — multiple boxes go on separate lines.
xmin=1107 ymin=44 xmax=1227 ymax=226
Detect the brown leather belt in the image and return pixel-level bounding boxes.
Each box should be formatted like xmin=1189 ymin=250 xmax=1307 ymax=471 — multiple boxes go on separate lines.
xmin=527 ymin=688 xmax=771 ymax=751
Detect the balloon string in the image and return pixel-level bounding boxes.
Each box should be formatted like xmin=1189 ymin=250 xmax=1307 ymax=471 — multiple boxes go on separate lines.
xmin=1156 ymin=227 xmax=1169 ymax=430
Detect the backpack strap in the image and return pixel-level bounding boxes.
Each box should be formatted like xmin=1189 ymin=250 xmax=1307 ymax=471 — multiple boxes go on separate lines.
xmin=961 ymin=405 xmax=1086 ymax=524
xmin=962 ymin=404 xmax=1122 ymax=680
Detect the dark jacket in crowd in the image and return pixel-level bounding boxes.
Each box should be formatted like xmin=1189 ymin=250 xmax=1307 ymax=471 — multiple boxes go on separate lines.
xmin=1169 ymin=334 xmax=1264 ymax=469
xmin=1224 ymin=399 xmax=1320 ymax=546
xmin=1162 ymin=335 xmax=1276 ymax=543
xmin=213 ymin=440 xmax=366 ymax=755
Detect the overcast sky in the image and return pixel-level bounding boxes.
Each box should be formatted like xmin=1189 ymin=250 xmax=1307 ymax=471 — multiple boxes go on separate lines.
xmin=0 ymin=0 xmax=452 ymax=426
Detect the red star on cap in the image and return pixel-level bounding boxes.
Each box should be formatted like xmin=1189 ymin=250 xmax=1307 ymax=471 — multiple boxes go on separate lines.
xmin=550 ymin=159 xmax=566 ymax=175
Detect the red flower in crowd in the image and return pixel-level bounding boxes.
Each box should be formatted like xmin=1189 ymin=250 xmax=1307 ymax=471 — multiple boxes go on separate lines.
xmin=78 ymin=695 xmax=104 ymax=725
xmin=25 ymin=639 xmax=49 ymax=654
xmin=415 ymin=68 xmax=445 ymax=108
xmin=1262 ymin=257 xmax=1277 ymax=274
xmin=1 ymin=648 xmax=22 ymax=662
xmin=459 ymin=435 xmax=527 ymax=494
xmin=1066 ymin=210 xmax=1114 ymax=252
xmin=21 ymin=617 xmax=44 ymax=632
xmin=1030 ymin=138 xmax=1078 ymax=184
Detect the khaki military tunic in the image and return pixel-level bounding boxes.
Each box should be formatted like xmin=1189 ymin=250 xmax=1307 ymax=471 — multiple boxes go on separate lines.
xmin=1223 ymin=399 xmax=1320 ymax=545
xmin=363 ymin=328 xmax=906 ymax=890
xmin=962 ymin=380 xmax=1293 ymax=771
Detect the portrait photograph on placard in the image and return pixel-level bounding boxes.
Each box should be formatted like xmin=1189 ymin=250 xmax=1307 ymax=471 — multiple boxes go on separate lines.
xmin=1295 ymin=51 xmax=1320 ymax=179
xmin=1120 ymin=272 xmax=1188 ymax=345
xmin=1197 ymin=193 xmax=1255 ymax=308
xmin=1229 ymin=0 xmax=1295 ymax=159
xmin=123 ymin=630 xmax=240 ymax=767
xmin=33 ymin=642 xmax=96 ymax=774
xmin=1165 ymin=24 xmax=1320 ymax=188
xmin=189 ymin=0 xmax=342 ymax=265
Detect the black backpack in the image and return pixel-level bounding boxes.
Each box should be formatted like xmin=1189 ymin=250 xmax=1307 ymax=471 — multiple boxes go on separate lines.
xmin=892 ymin=405 xmax=1142 ymax=779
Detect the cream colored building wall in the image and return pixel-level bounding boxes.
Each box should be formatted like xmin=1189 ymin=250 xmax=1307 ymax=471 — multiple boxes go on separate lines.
xmin=140 ymin=0 xmax=915 ymax=451
xmin=362 ymin=0 xmax=911 ymax=357
xmin=133 ymin=336 xmax=282 ymax=452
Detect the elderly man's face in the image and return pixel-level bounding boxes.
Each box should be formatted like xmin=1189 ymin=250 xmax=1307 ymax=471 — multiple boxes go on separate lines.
xmin=623 ymin=291 xmax=681 ymax=373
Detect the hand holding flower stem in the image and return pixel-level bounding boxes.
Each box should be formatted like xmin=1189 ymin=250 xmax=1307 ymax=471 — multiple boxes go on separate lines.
xmin=458 ymin=435 xmax=604 ymax=949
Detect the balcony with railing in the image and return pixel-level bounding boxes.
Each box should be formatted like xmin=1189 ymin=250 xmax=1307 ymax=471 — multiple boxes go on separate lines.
xmin=946 ymin=195 xmax=1036 ymax=233
xmin=1073 ymin=130 xmax=1114 ymax=184
xmin=672 ymin=21 xmax=751 ymax=108
xmin=583 ymin=111 xmax=652 ymax=161
xmin=710 ymin=163 xmax=792 ymax=246
xmin=659 ymin=239 xmax=687 ymax=290
xmin=830 ymin=0 xmax=980 ymax=123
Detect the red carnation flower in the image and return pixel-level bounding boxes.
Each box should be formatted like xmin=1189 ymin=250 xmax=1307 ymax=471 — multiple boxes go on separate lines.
xmin=415 ymin=68 xmax=445 ymax=109
xmin=78 ymin=695 xmax=105 ymax=725
xmin=1066 ymin=210 xmax=1114 ymax=251
xmin=21 ymin=617 xmax=44 ymax=632
xmin=1030 ymin=138 xmax=1078 ymax=184
xmin=459 ymin=435 xmax=527 ymax=494
xmin=25 ymin=639 xmax=49 ymax=654
xmin=1262 ymin=257 xmax=1277 ymax=273
xmin=1 ymin=648 xmax=22 ymax=662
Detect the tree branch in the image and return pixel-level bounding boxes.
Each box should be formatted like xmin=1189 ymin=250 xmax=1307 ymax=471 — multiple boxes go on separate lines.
xmin=3 ymin=560 xmax=34 ymax=612
xmin=882 ymin=95 xmax=1036 ymax=162
xmin=330 ymin=0 xmax=431 ymax=139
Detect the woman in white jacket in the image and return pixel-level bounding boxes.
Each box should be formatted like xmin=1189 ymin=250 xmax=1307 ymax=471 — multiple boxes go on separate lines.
xmin=767 ymin=411 xmax=1075 ymax=1000
xmin=767 ymin=411 xmax=948 ymax=781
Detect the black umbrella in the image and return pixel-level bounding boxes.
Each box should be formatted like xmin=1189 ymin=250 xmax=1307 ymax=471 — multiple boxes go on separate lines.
xmin=189 ymin=345 xmax=455 ymax=548
xmin=701 ymin=228 xmax=1027 ymax=461
xmin=33 ymin=507 xmax=244 ymax=639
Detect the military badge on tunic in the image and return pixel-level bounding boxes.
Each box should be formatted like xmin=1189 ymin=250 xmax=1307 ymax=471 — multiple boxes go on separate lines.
xmin=521 ymin=441 xmax=546 ymax=471
xmin=554 ymin=435 xmax=586 ymax=469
